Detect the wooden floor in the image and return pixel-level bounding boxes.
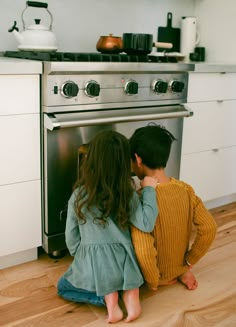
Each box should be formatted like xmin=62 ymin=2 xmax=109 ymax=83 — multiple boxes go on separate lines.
xmin=1 ymin=202 xmax=236 ymax=326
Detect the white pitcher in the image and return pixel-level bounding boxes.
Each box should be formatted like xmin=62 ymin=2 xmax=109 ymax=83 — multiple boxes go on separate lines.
xmin=180 ymin=16 xmax=200 ymax=61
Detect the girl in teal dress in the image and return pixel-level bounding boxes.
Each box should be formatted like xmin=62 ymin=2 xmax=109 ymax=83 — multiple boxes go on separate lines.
xmin=57 ymin=130 xmax=158 ymax=323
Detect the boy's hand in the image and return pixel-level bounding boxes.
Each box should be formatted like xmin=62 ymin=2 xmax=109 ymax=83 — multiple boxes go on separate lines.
xmin=141 ymin=176 xmax=158 ymax=189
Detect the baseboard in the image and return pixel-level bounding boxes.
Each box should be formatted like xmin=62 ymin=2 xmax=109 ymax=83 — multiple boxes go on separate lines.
xmin=205 ymin=194 xmax=236 ymax=210
xmin=0 ymin=248 xmax=38 ymax=269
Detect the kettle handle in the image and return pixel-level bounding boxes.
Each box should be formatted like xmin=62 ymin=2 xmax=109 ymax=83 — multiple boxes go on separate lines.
xmin=26 ymin=1 xmax=48 ymax=8
xmin=8 ymin=21 xmax=19 ymax=33
xmin=21 ymin=1 xmax=53 ymax=30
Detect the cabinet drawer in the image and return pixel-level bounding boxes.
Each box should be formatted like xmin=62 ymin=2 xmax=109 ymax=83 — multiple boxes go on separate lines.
xmin=0 ymin=114 xmax=40 ymax=185
xmin=0 ymin=75 xmax=40 ymax=115
xmin=182 ymin=100 xmax=236 ymax=154
xmin=180 ymin=146 xmax=236 ymax=202
xmin=0 ymin=180 xmax=42 ymax=256
xmin=188 ymin=73 xmax=236 ymax=102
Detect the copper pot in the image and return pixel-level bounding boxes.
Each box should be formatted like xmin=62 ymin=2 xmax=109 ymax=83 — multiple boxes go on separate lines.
xmin=96 ymin=34 xmax=123 ymax=54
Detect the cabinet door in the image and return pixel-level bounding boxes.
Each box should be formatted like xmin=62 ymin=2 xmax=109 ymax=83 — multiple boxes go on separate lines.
xmin=0 ymin=114 xmax=40 ymax=185
xmin=0 ymin=75 xmax=40 ymax=115
xmin=0 ymin=180 xmax=42 ymax=256
xmin=180 ymin=146 xmax=236 ymax=202
xmin=182 ymin=100 xmax=236 ymax=154
xmin=188 ymin=73 xmax=236 ymax=102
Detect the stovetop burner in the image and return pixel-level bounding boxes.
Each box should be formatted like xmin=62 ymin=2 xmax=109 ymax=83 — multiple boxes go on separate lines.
xmin=4 ymin=51 xmax=177 ymax=63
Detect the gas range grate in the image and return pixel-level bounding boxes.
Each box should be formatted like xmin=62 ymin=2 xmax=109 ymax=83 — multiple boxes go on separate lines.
xmin=4 ymin=51 xmax=177 ymax=63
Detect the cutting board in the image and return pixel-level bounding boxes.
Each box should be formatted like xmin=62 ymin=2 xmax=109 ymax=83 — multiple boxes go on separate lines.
xmin=157 ymin=12 xmax=180 ymax=52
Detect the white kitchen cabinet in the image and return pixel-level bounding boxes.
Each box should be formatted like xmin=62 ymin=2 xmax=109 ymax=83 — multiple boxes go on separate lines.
xmin=187 ymin=72 xmax=236 ymax=102
xmin=180 ymin=72 xmax=236 ymax=202
xmin=182 ymin=100 xmax=236 ymax=154
xmin=0 ymin=114 xmax=40 ymax=185
xmin=0 ymin=75 xmax=41 ymax=268
xmin=180 ymin=146 xmax=236 ymax=201
xmin=0 ymin=180 xmax=41 ymax=256
xmin=0 ymin=75 xmax=40 ymax=115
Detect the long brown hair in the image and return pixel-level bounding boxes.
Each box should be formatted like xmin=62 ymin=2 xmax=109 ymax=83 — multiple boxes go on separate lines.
xmin=74 ymin=130 xmax=134 ymax=228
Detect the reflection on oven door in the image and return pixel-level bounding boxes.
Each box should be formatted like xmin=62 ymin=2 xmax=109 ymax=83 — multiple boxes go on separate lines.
xmin=42 ymin=117 xmax=183 ymax=254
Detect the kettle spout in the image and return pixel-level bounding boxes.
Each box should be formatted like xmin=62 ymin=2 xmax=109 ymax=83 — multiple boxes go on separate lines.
xmin=8 ymin=21 xmax=24 ymax=44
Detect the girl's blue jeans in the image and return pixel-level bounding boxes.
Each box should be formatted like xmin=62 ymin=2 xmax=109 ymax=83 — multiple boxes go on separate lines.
xmin=57 ymin=276 xmax=105 ymax=306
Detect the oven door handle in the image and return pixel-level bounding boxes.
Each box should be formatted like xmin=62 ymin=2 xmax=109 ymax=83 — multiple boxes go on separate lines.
xmin=44 ymin=105 xmax=193 ymax=131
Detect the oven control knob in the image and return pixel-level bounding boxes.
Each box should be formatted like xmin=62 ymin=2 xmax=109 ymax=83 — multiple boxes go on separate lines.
xmin=84 ymin=81 xmax=100 ymax=97
xmin=61 ymin=81 xmax=79 ymax=98
xmin=170 ymin=80 xmax=185 ymax=93
xmin=152 ymin=80 xmax=168 ymax=94
xmin=124 ymin=80 xmax=138 ymax=95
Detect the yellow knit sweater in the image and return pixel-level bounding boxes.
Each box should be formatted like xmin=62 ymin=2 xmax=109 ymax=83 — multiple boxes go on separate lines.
xmin=131 ymin=178 xmax=217 ymax=289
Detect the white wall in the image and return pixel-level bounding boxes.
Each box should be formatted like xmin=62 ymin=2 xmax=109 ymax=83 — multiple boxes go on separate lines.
xmin=0 ymin=0 xmax=195 ymax=52
xmin=195 ymin=0 xmax=236 ymax=63
xmin=1 ymin=1 xmax=234 ymax=63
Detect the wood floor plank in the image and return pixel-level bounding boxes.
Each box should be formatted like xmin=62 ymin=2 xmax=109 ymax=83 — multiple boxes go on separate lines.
xmin=1 ymin=286 xmax=67 ymax=325
xmin=0 ymin=275 xmax=52 ymax=298
xmin=209 ymin=202 xmax=236 ymax=228
xmin=180 ymin=294 xmax=236 ymax=327
xmin=3 ymin=303 xmax=98 ymax=327
xmin=0 ymin=201 xmax=236 ymax=327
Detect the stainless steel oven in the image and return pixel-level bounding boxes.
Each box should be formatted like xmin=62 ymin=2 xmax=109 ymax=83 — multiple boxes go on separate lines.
xmin=40 ymin=58 xmax=193 ymax=256
xmin=4 ymin=51 xmax=194 ymax=256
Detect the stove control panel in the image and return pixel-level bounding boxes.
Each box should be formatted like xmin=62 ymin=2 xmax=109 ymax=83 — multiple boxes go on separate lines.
xmin=43 ymin=72 xmax=188 ymax=109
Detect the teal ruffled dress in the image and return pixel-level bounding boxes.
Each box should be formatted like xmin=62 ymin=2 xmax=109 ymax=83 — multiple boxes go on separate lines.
xmin=63 ymin=186 xmax=158 ymax=296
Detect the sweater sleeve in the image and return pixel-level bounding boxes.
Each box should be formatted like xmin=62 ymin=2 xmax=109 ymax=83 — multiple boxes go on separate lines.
xmin=130 ymin=186 xmax=158 ymax=232
xmin=131 ymin=225 xmax=160 ymax=289
xmin=65 ymin=192 xmax=81 ymax=256
xmin=185 ymin=194 xmax=217 ymax=265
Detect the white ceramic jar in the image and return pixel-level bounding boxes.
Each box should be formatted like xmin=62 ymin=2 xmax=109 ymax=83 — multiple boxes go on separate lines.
xmin=180 ymin=16 xmax=200 ymax=61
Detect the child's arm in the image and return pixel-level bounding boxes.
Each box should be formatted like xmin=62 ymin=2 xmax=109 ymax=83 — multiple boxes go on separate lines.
xmin=130 ymin=177 xmax=158 ymax=232
xmin=185 ymin=195 xmax=217 ymax=265
xmin=131 ymin=225 xmax=160 ymax=290
xmin=65 ymin=192 xmax=81 ymax=256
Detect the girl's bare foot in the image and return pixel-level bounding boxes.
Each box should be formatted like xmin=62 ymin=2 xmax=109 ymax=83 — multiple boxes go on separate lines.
xmin=105 ymin=292 xmax=123 ymax=323
xmin=122 ymin=288 xmax=142 ymax=323
xmin=178 ymin=270 xmax=198 ymax=290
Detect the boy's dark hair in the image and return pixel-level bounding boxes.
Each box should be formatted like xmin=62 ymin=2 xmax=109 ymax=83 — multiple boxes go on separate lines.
xmin=129 ymin=124 xmax=176 ymax=169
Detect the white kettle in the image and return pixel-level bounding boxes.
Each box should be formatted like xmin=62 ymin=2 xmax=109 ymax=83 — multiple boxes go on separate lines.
xmin=180 ymin=16 xmax=200 ymax=61
xmin=8 ymin=1 xmax=57 ymax=51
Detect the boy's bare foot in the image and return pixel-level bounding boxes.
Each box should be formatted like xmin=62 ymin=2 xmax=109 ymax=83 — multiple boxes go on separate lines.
xmin=178 ymin=270 xmax=198 ymax=290
xmin=122 ymin=288 xmax=142 ymax=323
xmin=104 ymin=292 xmax=123 ymax=323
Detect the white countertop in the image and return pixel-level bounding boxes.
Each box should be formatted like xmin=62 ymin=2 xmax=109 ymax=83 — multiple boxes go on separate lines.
xmin=0 ymin=56 xmax=42 ymax=74
xmin=192 ymin=62 xmax=236 ymax=73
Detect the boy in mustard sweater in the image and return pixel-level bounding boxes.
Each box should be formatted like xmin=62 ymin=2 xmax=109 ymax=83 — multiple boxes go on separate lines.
xmin=129 ymin=125 xmax=217 ymax=291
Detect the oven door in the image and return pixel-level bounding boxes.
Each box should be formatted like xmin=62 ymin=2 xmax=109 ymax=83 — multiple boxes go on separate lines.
xmin=42 ymin=105 xmax=192 ymax=255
